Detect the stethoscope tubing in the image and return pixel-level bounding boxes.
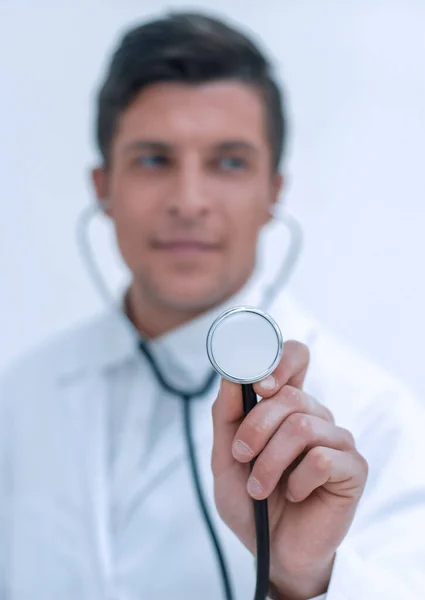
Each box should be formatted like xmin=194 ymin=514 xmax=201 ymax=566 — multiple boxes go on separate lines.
xmin=75 ymin=202 xmax=303 ymax=600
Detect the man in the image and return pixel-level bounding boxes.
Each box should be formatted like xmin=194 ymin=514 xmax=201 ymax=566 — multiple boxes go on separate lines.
xmin=1 ymin=11 xmax=424 ymax=600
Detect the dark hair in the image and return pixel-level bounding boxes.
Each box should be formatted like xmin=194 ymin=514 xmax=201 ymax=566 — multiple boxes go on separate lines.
xmin=95 ymin=12 xmax=287 ymax=171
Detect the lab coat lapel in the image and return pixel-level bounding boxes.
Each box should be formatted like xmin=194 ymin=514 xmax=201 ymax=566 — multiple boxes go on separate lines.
xmin=80 ymin=373 xmax=112 ymax=589
xmin=61 ymin=371 xmax=112 ymax=597
xmin=10 ymin=369 xmax=112 ymax=600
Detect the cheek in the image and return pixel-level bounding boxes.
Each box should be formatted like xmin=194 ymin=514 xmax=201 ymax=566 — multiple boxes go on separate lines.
xmin=110 ymin=178 xmax=144 ymax=217
xmin=109 ymin=174 xmax=158 ymax=238
xmin=107 ymin=188 xmax=152 ymax=267
xmin=224 ymin=188 xmax=270 ymax=242
xmin=220 ymin=173 xmax=271 ymax=214
xmin=111 ymin=202 xmax=147 ymax=255
xmin=222 ymin=209 xmax=267 ymax=274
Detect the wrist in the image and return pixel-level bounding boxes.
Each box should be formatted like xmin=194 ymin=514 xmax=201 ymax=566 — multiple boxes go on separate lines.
xmin=268 ymin=581 xmax=327 ymax=600
xmin=268 ymin=554 xmax=335 ymax=600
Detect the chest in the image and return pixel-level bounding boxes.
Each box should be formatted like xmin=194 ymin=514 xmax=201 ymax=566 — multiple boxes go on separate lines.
xmin=8 ymin=366 xmax=254 ymax=600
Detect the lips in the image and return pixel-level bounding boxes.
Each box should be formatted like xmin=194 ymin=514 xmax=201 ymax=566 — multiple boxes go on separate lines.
xmin=151 ymin=239 xmax=222 ymax=260
xmin=153 ymin=241 xmax=219 ymax=250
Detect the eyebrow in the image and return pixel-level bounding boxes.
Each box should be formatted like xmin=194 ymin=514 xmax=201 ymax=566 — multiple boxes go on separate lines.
xmin=214 ymin=141 xmax=259 ymax=154
xmin=123 ymin=139 xmax=259 ymax=155
xmin=123 ymin=141 xmax=173 ymax=155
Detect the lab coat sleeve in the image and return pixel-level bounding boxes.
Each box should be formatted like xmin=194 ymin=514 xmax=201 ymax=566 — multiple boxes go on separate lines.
xmin=324 ymin=384 xmax=425 ymax=599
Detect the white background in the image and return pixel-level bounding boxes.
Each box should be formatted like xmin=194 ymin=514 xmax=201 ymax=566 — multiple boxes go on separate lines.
xmin=0 ymin=0 xmax=424 ymax=396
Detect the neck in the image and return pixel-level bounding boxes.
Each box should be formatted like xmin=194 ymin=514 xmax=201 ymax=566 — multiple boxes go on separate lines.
xmin=126 ymin=263 xmax=258 ymax=339
xmin=125 ymin=284 xmax=226 ymax=339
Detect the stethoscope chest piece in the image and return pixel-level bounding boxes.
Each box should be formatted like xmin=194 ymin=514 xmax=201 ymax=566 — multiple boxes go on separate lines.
xmin=206 ymin=306 xmax=283 ymax=384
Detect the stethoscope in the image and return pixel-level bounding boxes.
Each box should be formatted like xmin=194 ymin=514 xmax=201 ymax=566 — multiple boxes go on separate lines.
xmin=76 ymin=201 xmax=303 ymax=600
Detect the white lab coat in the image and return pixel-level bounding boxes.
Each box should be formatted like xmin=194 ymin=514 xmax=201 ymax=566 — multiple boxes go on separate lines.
xmin=1 ymin=276 xmax=425 ymax=600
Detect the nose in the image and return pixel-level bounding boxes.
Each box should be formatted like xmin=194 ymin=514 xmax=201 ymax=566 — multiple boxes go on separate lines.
xmin=166 ymin=158 xmax=210 ymax=221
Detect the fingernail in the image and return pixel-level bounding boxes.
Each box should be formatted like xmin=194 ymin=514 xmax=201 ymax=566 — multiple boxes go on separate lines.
xmin=247 ymin=477 xmax=263 ymax=497
xmin=258 ymin=375 xmax=276 ymax=391
xmin=233 ymin=440 xmax=253 ymax=459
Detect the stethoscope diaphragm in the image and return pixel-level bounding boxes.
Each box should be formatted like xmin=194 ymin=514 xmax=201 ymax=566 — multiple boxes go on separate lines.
xmin=206 ymin=306 xmax=283 ymax=384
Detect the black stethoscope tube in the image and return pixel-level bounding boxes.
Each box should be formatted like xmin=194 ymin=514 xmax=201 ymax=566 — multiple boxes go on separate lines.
xmin=182 ymin=395 xmax=234 ymax=600
xmin=242 ymin=384 xmax=270 ymax=600
xmin=138 ymin=339 xmax=234 ymax=600
xmin=138 ymin=339 xmax=271 ymax=600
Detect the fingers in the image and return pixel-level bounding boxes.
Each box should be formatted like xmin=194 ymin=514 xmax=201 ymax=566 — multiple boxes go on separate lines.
xmin=253 ymin=340 xmax=310 ymax=397
xmin=213 ymin=339 xmax=312 ymax=449
xmin=244 ymin=415 xmax=356 ymax=500
xmin=212 ymin=341 xmax=322 ymax=488
xmin=232 ymin=386 xmax=335 ymax=463
xmin=286 ymin=447 xmax=369 ymax=503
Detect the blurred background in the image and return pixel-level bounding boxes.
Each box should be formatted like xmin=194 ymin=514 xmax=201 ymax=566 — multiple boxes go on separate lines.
xmin=0 ymin=0 xmax=424 ymax=395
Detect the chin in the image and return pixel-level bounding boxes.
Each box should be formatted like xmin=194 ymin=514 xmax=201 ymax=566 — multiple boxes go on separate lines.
xmin=135 ymin=265 xmax=248 ymax=314
xmin=154 ymin=280 xmax=228 ymax=314
xmin=160 ymin=291 xmax=221 ymax=314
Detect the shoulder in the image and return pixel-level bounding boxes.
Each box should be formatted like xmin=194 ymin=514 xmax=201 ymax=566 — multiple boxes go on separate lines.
xmin=0 ymin=312 xmax=113 ymax=395
xmin=274 ymin=294 xmax=424 ymax=436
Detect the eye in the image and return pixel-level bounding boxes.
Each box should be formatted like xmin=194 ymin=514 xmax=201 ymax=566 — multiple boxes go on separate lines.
xmin=217 ymin=156 xmax=248 ymax=171
xmin=136 ymin=155 xmax=169 ymax=168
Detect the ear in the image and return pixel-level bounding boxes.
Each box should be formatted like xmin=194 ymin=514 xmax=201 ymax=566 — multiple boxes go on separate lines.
xmin=266 ymin=173 xmax=284 ymax=223
xmin=91 ymin=166 xmax=112 ymax=216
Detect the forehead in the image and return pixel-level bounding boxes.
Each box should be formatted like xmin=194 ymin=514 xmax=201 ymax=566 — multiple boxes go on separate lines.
xmin=113 ymin=80 xmax=269 ymax=148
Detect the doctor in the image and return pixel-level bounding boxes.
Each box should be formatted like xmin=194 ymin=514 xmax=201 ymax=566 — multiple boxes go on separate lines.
xmin=1 ymin=10 xmax=425 ymax=600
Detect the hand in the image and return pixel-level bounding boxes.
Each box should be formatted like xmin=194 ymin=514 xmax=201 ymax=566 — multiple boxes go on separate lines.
xmin=211 ymin=341 xmax=368 ymax=600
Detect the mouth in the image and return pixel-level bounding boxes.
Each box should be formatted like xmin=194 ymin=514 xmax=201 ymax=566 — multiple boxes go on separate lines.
xmin=151 ymin=240 xmax=222 ymax=259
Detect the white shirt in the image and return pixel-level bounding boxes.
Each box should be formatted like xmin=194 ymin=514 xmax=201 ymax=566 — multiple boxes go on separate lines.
xmin=1 ymin=278 xmax=425 ymax=600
